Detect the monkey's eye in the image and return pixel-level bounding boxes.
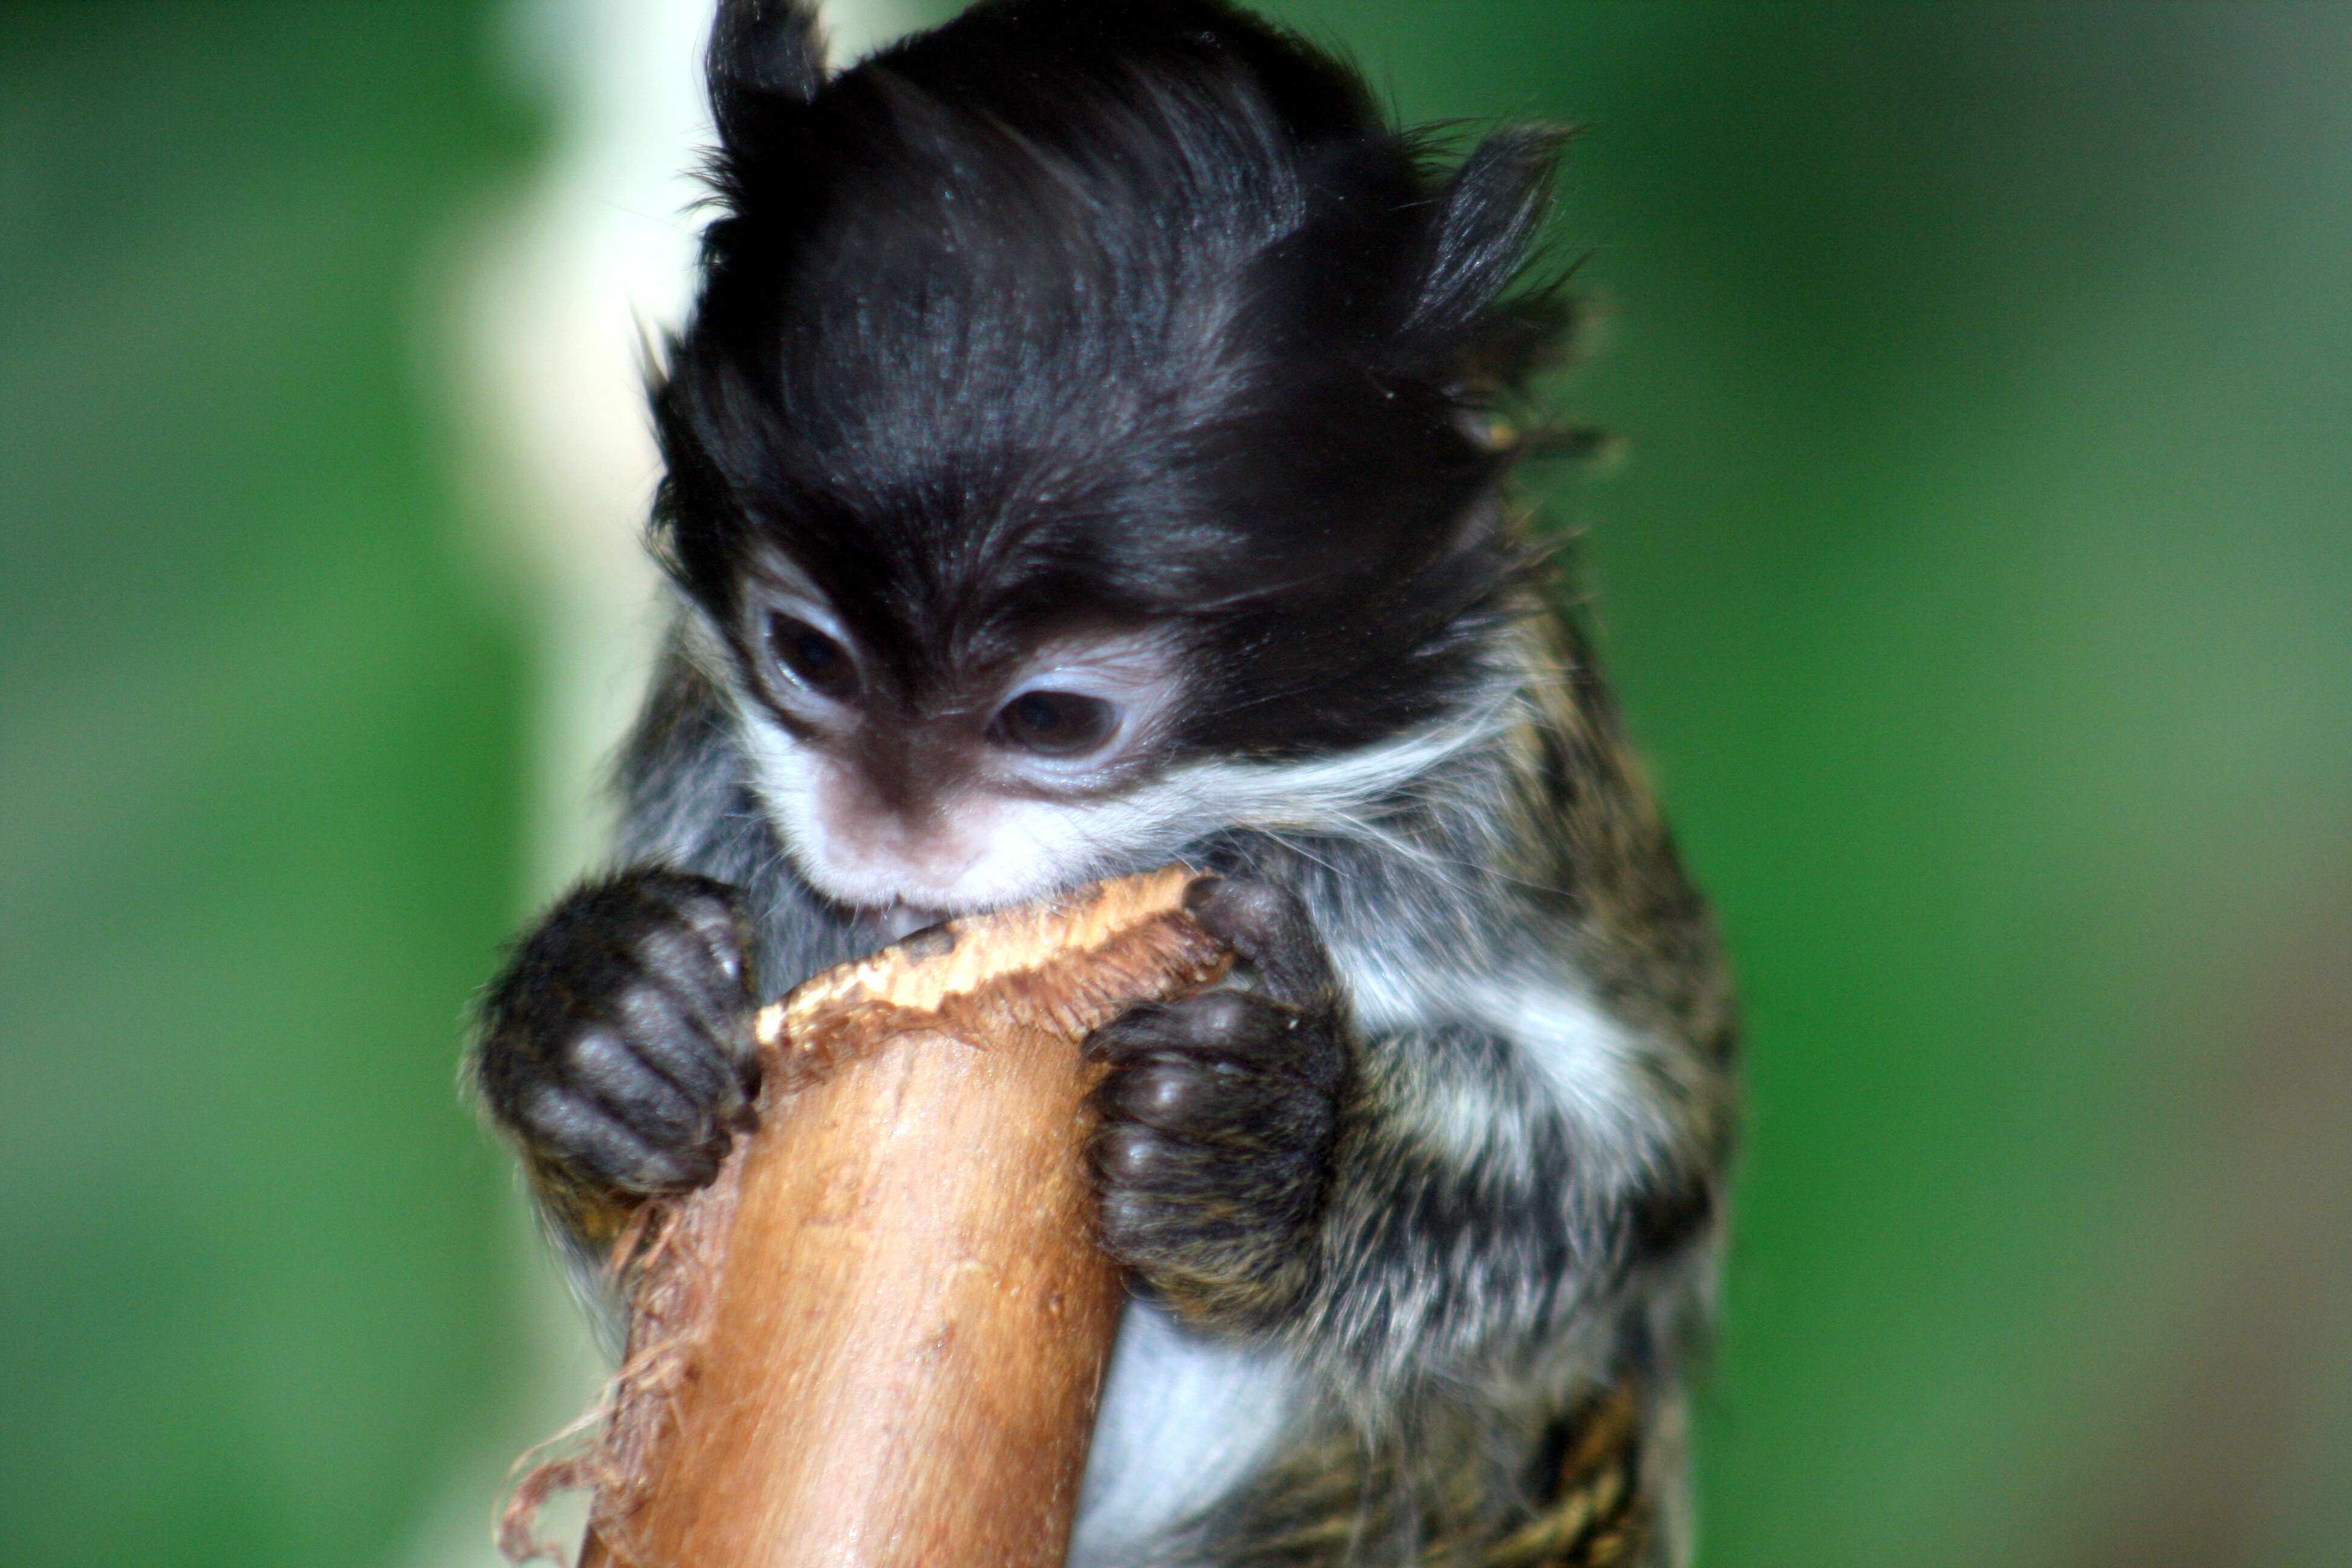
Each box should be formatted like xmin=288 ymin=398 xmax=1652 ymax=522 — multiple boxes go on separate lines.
xmin=991 ymin=690 xmax=1119 ymax=757
xmin=766 ymin=613 xmax=857 ymax=701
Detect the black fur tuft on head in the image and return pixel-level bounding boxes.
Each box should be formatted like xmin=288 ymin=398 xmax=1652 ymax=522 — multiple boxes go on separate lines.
xmin=656 ymin=0 xmax=1575 ymax=758
xmin=705 ymin=1 xmax=828 ymax=184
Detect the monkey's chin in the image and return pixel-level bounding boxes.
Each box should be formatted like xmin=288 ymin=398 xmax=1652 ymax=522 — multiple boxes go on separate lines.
xmin=872 ymin=903 xmax=950 ymax=942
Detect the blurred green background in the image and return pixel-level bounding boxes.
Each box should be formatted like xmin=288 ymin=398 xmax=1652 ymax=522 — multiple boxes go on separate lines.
xmin=5 ymin=4 xmax=2348 ymax=1566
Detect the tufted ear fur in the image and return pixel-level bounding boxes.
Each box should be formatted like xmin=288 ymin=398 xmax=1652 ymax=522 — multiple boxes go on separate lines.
xmin=706 ymin=0 xmax=829 ymax=197
xmin=1400 ymin=125 xmax=1575 ymax=402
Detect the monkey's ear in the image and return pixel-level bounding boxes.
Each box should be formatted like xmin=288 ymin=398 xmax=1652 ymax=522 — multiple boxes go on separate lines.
xmin=708 ymin=1 xmax=828 ymax=152
xmin=1401 ymin=126 xmax=1574 ymax=397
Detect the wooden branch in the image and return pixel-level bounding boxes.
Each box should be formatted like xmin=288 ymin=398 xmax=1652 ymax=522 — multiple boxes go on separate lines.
xmin=566 ymin=867 xmax=1227 ymax=1568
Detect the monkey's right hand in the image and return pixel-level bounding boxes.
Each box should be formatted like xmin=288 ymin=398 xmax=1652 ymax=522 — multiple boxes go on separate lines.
xmin=472 ymin=868 xmax=760 ymax=1203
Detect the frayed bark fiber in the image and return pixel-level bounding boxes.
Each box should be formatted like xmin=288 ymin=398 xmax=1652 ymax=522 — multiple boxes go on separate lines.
xmin=506 ymin=867 xmax=1228 ymax=1568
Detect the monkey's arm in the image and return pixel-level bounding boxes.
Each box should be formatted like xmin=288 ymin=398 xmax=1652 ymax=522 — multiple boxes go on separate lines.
xmin=1274 ymin=638 xmax=1740 ymax=1394
xmin=1091 ymin=875 xmax=1733 ymax=1397
xmin=1086 ymin=642 xmax=1737 ymax=1397
xmin=1298 ymin=1009 xmax=1728 ymax=1392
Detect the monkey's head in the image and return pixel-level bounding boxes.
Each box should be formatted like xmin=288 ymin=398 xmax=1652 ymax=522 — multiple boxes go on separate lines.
xmin=653 ymin=0 xmax=1569 ymax=915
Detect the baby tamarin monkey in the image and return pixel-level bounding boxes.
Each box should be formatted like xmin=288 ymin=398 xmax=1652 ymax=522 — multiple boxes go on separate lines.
xmin=472 ymin=2 xmax=1735 ymax=1563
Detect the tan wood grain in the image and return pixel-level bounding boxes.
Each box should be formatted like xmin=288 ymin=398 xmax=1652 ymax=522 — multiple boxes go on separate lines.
xmin=573 ymin=866 xmax=1226 ymax=1568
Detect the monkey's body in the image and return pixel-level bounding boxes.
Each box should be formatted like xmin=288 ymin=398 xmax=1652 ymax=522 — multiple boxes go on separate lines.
xmin=473 ymin=4 xmax=1734 ymax=1564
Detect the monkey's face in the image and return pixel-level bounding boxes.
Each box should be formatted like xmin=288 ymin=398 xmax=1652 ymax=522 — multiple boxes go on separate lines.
xmin=715 ymin=555 xmax=1197 ymax=916
xmin=652 ymin=0 xmax=1564 ymax=915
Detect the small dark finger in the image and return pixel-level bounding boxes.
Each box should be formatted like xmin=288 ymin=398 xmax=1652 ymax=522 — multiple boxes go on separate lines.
xmin=664 ymin=880 xmax=752 ymax=987
xmin=606 ymin=983 xmax=753 ymax=1125
xmin=1085 ymin=990 xmax=1299 ymax=1066
xmin=633 ymin=920 xmax=756 ymax=1056
xmin=1099 ymin=1058 xmax=1288 ymax=1138
xmin=517 ymin=1082 xmax=722 ymax=1194
xmin=1082 ymin=1002 xmax=1176 ymax=1062
xmin=1092 ymin=1122 xmax=1198 ymax=1189
xmin=564 ymin=1027 xmax=711 ymax=1146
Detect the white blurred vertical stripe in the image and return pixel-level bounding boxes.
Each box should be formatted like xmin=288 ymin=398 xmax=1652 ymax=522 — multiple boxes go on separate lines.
xmin=402 ymin=5 xmax=924 ymax=1566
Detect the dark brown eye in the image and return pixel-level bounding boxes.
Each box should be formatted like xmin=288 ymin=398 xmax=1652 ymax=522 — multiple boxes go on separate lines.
xmin=766 ymin=614 xmax=856 ymax=701
xmin=993 ymin=690 xmax=1118 ymax=756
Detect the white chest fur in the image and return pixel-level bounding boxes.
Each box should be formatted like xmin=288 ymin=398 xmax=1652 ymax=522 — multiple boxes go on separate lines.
xmin=1068 ymin=1304 xmax=1300 ymax=1565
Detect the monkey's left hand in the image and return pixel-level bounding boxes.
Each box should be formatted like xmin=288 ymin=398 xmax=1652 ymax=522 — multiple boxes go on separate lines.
xmin=1085 ymin=876 xmax=1349 ymax=1330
